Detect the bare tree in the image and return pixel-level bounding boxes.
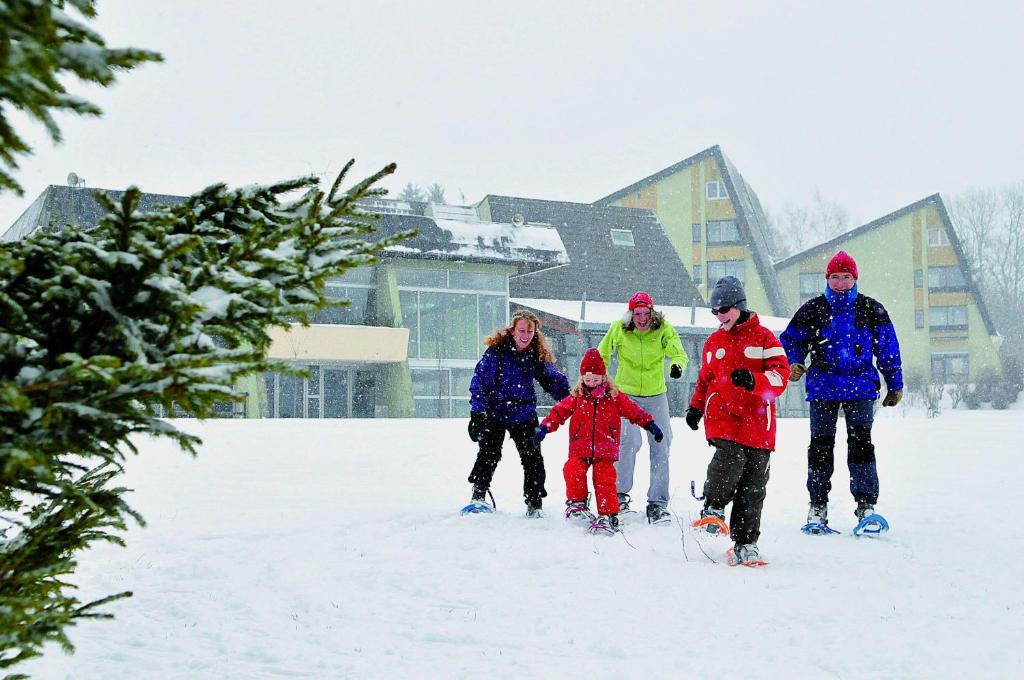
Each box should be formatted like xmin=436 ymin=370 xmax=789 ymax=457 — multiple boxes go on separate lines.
xmin=767 ymin=188 xmax=851 ymax=259
xmin=950 ymin=184 xmax=1024 ymax=370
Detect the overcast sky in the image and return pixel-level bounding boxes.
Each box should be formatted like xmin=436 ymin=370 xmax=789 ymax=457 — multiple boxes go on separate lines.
xmin=2 ymin=1 xmax=1022 ymax=233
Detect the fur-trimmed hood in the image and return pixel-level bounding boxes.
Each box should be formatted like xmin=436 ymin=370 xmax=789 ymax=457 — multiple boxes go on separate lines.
xmin=621 ymin=308 xmax=666 ymax=331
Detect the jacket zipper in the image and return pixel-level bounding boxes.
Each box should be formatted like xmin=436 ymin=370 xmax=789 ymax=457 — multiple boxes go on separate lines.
xmin=590 ymin=397 xmax=598 ymax=458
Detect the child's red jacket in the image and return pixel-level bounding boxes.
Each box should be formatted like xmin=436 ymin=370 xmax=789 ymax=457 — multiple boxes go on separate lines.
xmin=542 ymin=387 xmax=653 ymax=461
xmin=690 ymin=313 xmax=790 ymax=451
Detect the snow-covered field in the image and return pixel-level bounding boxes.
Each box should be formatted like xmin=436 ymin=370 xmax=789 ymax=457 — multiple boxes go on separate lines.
xmin=24 ymin=409 xmax=1024 ymax=679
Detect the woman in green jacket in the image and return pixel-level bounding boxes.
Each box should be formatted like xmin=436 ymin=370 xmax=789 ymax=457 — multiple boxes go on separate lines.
xmin=597 ymin=291 xmax=688 ymax=523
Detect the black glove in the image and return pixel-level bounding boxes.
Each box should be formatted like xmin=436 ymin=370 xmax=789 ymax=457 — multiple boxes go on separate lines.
xmin=644 ymin=421 xmax=664 ymax=443
xmin=669 ymin=364 xmax=683 ymax=379
xmin=685 ymin=406 xmax=703 ymax=431
xmin=534 ymin=424 xmax=549 ymax=443
xmin=882 ymin=389 xmax=903 ymax=407
xmin=731 ymin=368 xmax=755 ymax=391
xmin=468 ymin=411 xmax=487 ymax=442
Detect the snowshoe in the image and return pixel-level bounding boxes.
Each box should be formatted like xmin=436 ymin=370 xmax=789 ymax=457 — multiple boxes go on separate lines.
xmin=460 ymin=500 xmax=494 ymax=515
xmin=726 ymin=543 xmax=768 ymax=568
xmin=460 ymin=485 xmax=495 ymax=515
xmin=525 ymin=499 xmax=545 ymax=519
xmin=852 ymin=512 xmax=889 ymax=536
xmin=801 ymin=502 xmax=839 ymax=535
xmin=587 ymin=514 xmax=620 ymax=535
xmin=646 ymin=504 xmax=672 ymax=525
xmin=801 ymin=521 xmax=840 ymax=535
xmin=692 ymin=506 xmax=728 ymax=535
xmin=564 ymin=500 xmax=595 ymax=522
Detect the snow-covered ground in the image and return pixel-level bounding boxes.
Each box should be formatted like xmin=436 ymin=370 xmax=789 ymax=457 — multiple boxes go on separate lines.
xmin=24 ymin=409 xmax=1024 ymax=679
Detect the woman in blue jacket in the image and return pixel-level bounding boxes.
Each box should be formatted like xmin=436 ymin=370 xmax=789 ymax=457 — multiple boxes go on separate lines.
xmin=467 ymin=310 xmax=570 ymax=517
xmin=780 ymin=251 xmax=903 ymax=531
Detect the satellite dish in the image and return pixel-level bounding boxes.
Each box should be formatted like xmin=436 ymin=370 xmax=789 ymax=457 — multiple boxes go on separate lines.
xmin=67 ymin=172 xmax=79 ymax=187
xmin=511 ymin=213 xmax=525 ymax=227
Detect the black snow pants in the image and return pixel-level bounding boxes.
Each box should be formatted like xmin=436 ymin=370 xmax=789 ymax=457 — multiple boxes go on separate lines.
xmin=702 ymin=438 xmax=771 ymax=545
xmin=468 ymin=417 xmax=546 ymax=506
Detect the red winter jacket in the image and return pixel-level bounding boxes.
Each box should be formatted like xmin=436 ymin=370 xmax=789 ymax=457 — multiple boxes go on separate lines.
xmin=542 ymin=387 xmax=653 ymax=461
xmin=690 ymin=313 xmax=790 ymax=451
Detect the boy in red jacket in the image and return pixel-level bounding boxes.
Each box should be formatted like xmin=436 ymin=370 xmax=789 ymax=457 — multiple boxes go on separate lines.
xmin=686 ymin=276 xmax=790 ymax=565
xmin=536 ymin=349 xmax=663 ymax=533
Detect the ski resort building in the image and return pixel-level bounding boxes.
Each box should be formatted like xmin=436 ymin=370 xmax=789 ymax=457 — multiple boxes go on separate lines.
xmin=774 ymin=194 xmax=1002 ymax=386
xmin=594 ymin=144 xmax=790 ymax=318
xmin=2 ymin=187 xmax=570 ymax=418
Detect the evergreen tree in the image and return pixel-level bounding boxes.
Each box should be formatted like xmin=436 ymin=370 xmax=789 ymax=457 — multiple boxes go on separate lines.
xmin=0 ymin=0 xmax=162 ymax=196
xmin=427 ymin=183 xmax=447 ymax=204
xmin=0 ymin=2 xmax=412 ymax=673
xmin=397 ymin=182 xmax=426 ymax=202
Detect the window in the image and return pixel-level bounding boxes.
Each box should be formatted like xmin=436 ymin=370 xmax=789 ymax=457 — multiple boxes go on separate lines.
xmin=928 ymin=266 xmax=967 ymax=290
xmin=692 ymin=264 xmax=702 ymax=285
xmin=610 ymin=229 xmax=635 ymax=247
xmin=927 ymin=228 xmax=951 ymax=246
xmin=692 ymin=223 xmax=702 ymax=243
xmin=396 ymin=268 xmax=447 ymax=289
xmin=310 ymin=286 xmax=371 ymax=325
xmin=707 ymin=260 xmax=745 ymax=287
xmin=914 ymin=270 xmax=923 ymax=288
xmin=706 ymin=220 xmax=740 ymax=245
xmin=449 ymin=271 xmax=506 ymax=292
xmin=929 ymin=305 xmax=968 ymax=329
xmin=799 ymin=272 xmax=824 ymax=299
xmin=915 ymin=310 xmax=925 ymax=329
xmin=706 ymin=180 xmax=728 ymax=200
xmin=411 ymin=367 xmax=474 ymax=418
xmin=931 ymin=353 xmax=969 ymax=382
xmin=332 ymin=266 xmax=374 ymax=285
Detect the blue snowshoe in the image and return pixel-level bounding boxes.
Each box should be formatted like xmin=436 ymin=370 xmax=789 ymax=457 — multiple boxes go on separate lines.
xmin=801 ymin=502 xmax=840 ymax=535
xmin=852 ymin=503 xmax=889 ymax=536
xmin=460 ymin=485 xmax=495 ymax=515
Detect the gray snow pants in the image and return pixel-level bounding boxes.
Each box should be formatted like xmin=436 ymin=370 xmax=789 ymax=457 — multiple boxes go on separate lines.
xmin=615 ymin=392 xmax=673 ymax=508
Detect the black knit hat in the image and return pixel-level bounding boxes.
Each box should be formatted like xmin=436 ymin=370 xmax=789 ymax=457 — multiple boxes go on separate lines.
xmin=709 ymin=276 xmax=747 ymax=311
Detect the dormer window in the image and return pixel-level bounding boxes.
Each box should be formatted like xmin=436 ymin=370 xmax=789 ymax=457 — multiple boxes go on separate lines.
xmin=610 ymin=229 xmax=635 ymax=247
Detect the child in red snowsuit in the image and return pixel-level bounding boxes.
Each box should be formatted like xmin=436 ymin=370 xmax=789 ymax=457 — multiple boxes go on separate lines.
xmin=535 ymin=348 xmax=663 ymax=532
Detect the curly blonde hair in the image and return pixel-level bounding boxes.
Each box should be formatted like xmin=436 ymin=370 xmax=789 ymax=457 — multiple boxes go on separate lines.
xmin=570 ymin=372 xmax=621 ymax=398
xmin=483 ymin=310 xmax=556 ymax=364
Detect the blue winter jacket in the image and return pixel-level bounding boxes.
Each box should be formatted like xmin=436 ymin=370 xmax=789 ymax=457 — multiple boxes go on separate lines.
xmin=780 ymin=284 xmax=903 ymax=402
xmin=469 ymin=340 xmax=571 ymax=425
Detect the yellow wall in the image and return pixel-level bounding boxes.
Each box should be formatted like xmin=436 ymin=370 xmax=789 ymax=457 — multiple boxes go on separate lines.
xmin=776 ymin=203 xmax=1001 ymax=381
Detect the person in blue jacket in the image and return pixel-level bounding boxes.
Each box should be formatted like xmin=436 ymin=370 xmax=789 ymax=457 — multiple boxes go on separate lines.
xmin=467 ymin=310 xmax=570 ymax=517
xmin=780 ymin=251 xmax=904 ymax=529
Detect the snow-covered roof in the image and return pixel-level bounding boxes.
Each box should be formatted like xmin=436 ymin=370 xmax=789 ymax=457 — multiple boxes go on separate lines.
xmin=511 ymin=297 xmax=792 ymax=333
xmin=376 ymin=213 xmax=569 ymax=272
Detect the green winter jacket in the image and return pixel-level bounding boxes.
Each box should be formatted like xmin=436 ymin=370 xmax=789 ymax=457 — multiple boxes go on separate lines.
xmin=597 ymin=314 xmax=688 ymax=397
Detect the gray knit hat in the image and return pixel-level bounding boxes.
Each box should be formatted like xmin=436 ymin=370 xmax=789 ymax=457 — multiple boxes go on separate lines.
xmin=709 ymin=275 xmax=747 ymax=311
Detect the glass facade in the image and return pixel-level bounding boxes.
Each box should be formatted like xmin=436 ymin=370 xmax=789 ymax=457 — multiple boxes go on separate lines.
xmin=707 ymin=259 xmax=745 ymax=286
xmin=259 ymin=263 xmax=510 ymax=419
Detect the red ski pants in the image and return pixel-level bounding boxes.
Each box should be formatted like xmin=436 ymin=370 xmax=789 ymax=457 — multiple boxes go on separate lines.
xmin=564 ymin=457 xmax=620 ymax=515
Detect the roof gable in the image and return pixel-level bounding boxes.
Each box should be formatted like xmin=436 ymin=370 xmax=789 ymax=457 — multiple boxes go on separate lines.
xmin=775 ymin=194 xmax=998 ymax=337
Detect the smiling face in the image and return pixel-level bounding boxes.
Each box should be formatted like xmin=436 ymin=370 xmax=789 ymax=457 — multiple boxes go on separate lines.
xmin=512 ymin=318 xmax=536 ymax=351
xmin=632 ymin=306 xmax=652 ymax=330
xmin=582 ymin=372 xmax=605 ymax=388
xmin=827 ymin=272 xmax=856 ymax=293
xmin=715 ymin=305 xmax=742 ymax=330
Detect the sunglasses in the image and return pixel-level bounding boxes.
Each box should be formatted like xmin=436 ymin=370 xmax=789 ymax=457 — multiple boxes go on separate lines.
xmin=711 ymin=305 xmax=735 ymax=315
